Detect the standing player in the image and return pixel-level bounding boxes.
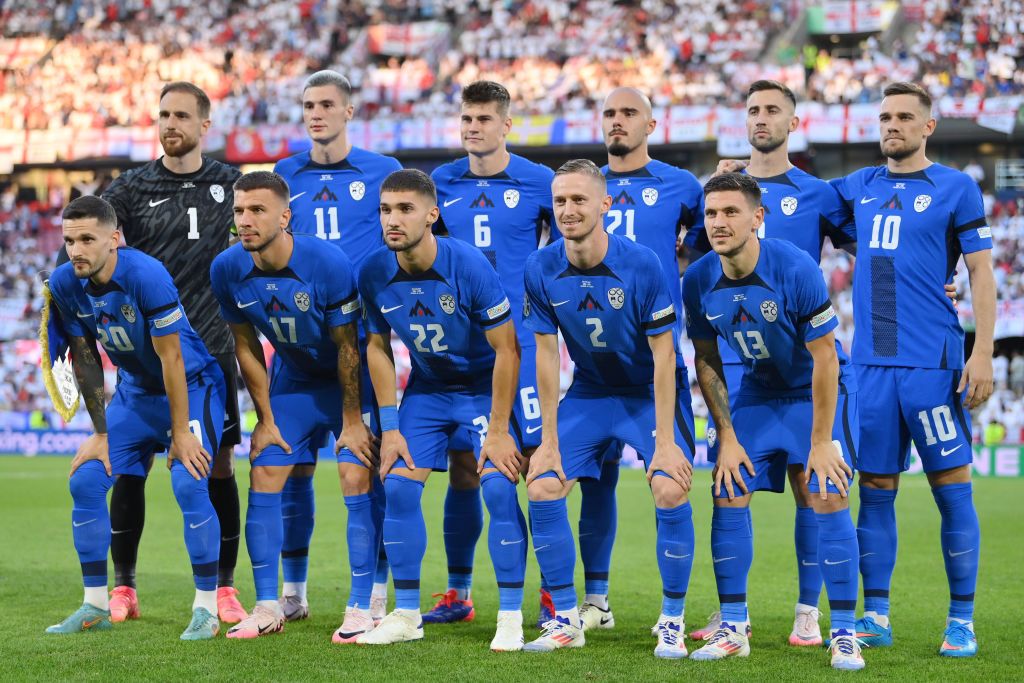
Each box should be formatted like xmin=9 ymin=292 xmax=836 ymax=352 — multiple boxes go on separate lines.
xmin=692 ymin=80 xmax=856 ymax=645
xmin=829 ymin=82 xmax=994 ymax=657
xmin=683 ymin=174 xmax=864 ymax=671
xmin=522 ymin=160 xmax=696 ymax=657
xmin=101 ymin=82 xmax=246 ymax=624
xmin=274 ymin=70 xmax=402 ymax=625
xmin=356 ymin=170 xmax=529 ymax=651
xmin=568 ymin=87 xmax=703 ymax=630
xmin=46 ymin=196 xmax=226 ymax=640
xmin=427 ymin=80 xmax=555 ymax=623
xmin=209 ymin=172 xmax=375 ymax=640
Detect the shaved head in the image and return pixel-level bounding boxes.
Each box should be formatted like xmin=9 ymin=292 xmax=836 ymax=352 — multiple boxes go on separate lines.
xmin=602 ymin=88 xmax=656 ymax=159
xmin=602 ymin=87 xmax=653 ymax=117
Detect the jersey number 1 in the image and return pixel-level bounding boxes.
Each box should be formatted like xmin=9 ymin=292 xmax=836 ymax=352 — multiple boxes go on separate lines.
xmin=315 ymin=207 xmax=341 ymax=240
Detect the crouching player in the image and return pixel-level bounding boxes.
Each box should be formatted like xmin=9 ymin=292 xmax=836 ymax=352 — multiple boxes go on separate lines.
xmin=521 ymin=160 xmax=696 ymax=658
xmin=357 ymin=169 xmax=529 ymax=651
xmin=683 ymin=173 xmax=864 ymax=670
xmin=46 ymin=196 xmax=226 ymax=640
xmin=209 ymin=171 xmax=376 ymax=640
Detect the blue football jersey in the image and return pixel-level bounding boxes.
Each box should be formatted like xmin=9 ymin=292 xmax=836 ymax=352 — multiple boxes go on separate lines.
xmin=274 ymin=147 xmax=402 ymax=272
xmin=602 ymin=159 xmax=703 ymax=324
xmin=210 ymin=234 xmax=360 ymax=382
xmin=830 ymin=163 xmax=992 ymax=369
xmin=432 ymin=154 xmax=555 ymax=347
xmin=50 ymin=248 xmax=215 ymax=391
xmin=683 ymin=239 xmax=855 ymax=399
xmin=359 ymin=236 xmax=512 ymax=388
xmin=523 ymin=234 xmax=680 ymax=392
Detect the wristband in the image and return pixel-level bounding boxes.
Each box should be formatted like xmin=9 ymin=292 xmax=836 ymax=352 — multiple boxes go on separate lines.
xmin=380 ymin=405 xmax=399 ymax=432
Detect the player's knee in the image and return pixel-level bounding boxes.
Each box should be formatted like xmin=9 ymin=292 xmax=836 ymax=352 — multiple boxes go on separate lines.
xmin=650 ymin=473 xmax=686 ymax=508
xmin=69 ymin=462 xmax=113 ymax=505
xmin=339 ymin=462 xmax=372 ymax=496
xmin=527 ymin=474 xmax=567 ymax=502
xmin=170 ymin=466 xmax=208 ymax=509
xmin=927 ymin=464 xmax=971 ymax=488
xmin=481 ymin=472 xmax=518 ymax=518
xmin=449 ymin=451 xmax=480 ymax=490
xmin=788 ymin=466 xmax=812 ymax=506
xmin=383 ymin=475 xmax=425 ymax=517
xmin=859 ymin=472 xmax=898 ymax=490
xmin=810 ymin=495 xmax=848 ymax=515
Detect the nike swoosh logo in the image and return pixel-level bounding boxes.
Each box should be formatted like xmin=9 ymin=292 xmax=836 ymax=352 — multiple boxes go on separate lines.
xmin=823 ymin=558 xmax=851 ymax=565
xmin=189 ymin=516 xmax=212 ymax=529
xmin=383 ymin=541 xmax=403 ymax=546
xmin=221 ymin=535 xmax=240 ymax=542
xmin=352 ymin=571 xmax=371 ymax=576
xmin=237 ymin=300 xmax=258 ymax=309
xmin=72 ymin=519 xmax=96 ymax=527
xmin=940 ymin=444 xmax=964 ymax=456
xmin=381 ymin=304 xmax=403 ymax=313
xmin=500 ymin=538 xmax=524 ymax=546
xmin=706 ymin=313 xmax=723 ymax=320
xmin=76 ymin=311 xmax=94 ymax=318
xmin=149 ymin=198 xmax=171 ymax=207
xmin=712 ymin=556 xmax=736 ymax=563
xmin=860 ymin=197 xmax=877 ymax=204
xmin=801 ymin=560 xmax=818 ymax=566
xmin=948 ymin=548 xmax=974 ymax=558
xmin=525 ymin=425 xmax=542 ymax=434
xmin=859 ymin=552 xmax=876 ymax=558
xmin=282 ymin=513 xmax=300 ymax=519
xmin=258 ymin=623 xmax=278 ymax=634
xmin=289 ymin=192 xmax=306 ymax=202
xmin=252 ymin=563 xmax=268 ymax=569
xmin=443 ymin=197 xmax=462 ymax=207
xmin=663 ymin=550 xmax=691 ymax=559
xmin=534 ymin=544 xmax=550 ymax=551
xmin=111 ymin=529 xmax=131 ymax=535
xmin=551 ymin=300 xmax=570 ymax=307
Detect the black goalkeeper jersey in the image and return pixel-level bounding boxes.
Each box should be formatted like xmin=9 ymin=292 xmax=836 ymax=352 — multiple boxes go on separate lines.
xmin=103 ymin=157 xmax=241 ymax=354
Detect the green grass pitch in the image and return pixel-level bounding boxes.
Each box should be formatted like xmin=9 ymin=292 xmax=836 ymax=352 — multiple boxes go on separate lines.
xmin=1 ymin=457 xmax=1021 ymax=681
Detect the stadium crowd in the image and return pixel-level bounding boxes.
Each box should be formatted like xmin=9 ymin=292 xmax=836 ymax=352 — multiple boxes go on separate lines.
xmin=2 ymin=0 xmax=1022 ymax=129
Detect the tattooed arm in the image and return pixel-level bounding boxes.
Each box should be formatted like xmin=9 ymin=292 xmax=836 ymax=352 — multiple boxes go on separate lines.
xmin=68 ymin=334 xmax=110 ymax=475
xmin=330 ymin=321 xmax=376 ymax=467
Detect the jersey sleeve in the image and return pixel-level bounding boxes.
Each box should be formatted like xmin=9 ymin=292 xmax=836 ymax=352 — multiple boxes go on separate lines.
xmin=101 ymin=172 xmax=133 ymax=230
xmin=537 ymin=166 xmax=559 ymax=243
xmin=679 ymin=170 xmax=704 ymax=236
xmin=136 ymin=263 xmax=189 ymax=337
xmin=464 ymin=248 xmax=512 ymax=330
xmin=322 ymin=250 xmax=361 ymax=328
xmin=681 ymin=266 xmax=715 ymax=340
xmin=819 ymin=181 xmax=855 ymax=248
xmin=828 ymin=173 xmax=860 ymax=244
xmin=682 ymin=194 xmax=710 ymax=253
xmin=209 ymin=254 xmax=246 ymax=325
xmin=358 ymin=268 xmax=390 ymax=335
xmin=48 ymin=270 xmax=86 ymax=337
xmin=953 ymin=176 xmax=993 ymax=254
xmin=522 ymin=253 xmax=557 ymax=335
xmin=637 ymin=250 xmax=677 ymax=337
xmin=791 ymin=255 xmax=839 ymax=344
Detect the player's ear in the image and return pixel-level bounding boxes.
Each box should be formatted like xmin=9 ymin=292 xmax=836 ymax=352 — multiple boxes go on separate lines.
xmin=345 ymin=102 xmax=355 ymax=122
xmin=503 ymin=115 xmax=512 ymax=136
xmin=280 ymin=207 xmax=291 ymax=230
xmin=923 ymin=115 xmax=937 ymax=138
xmin=200 ymin=117 xmax=211 ymax=136
xmin=646 ymin=116 xmax=657 ymax=136
xmin=426 ymin=204 xmax=440 ymax=226
xmin=753 ymin=205 xmax=765 ymax=229
xmin=789 ymin=114 xmax=800 ymax=133
xmin=600 ymin=192 xmax=613 ymax=214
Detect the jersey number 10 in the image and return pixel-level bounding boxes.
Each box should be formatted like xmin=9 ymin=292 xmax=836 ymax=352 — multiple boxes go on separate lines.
xmin=869 ymin=215 xmax=900 ymax=250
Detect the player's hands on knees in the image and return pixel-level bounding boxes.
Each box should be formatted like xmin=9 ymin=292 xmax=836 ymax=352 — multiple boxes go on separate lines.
xmin=249 ymin=420 xmax=291 ymax=463
xmin=648 ymin=441 xmax=693 ymax=492
xmin=959 ymin=353 xmax=994 ymax=409
xmin=713 ymin=435 xmax=755 ymax=500
xmin=337 ymin=420 xmax=379 ymax=468
xmin=478 ymin=429 xmax=524 ymax=483
xmin=70 ymin=433 xmax=111 ymax=477
xmin=167 ymin=428 xmax=211 ymax=480
xmin=714 ymin=159 xmax=749 ymax=177
xmin=379 ymin=430 xmax=414 ymax=479
xmin=805 ymin=439 xmax=852 ymax=500
xmin=525 ymin=439 xmax=565 ymax=485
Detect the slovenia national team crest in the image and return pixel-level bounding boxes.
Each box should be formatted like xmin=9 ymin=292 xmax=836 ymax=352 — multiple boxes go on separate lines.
xmin=504 ymin=189 xmax=520 ymax=208
xmin=210 ymin=184 xmax=225 ymax=203
xmin=439 ymin=293 xmax=456 ymax=315
xmin=760 ymin=300 xmax=778 ymax=322
xmin=120 ymin=304 xmax=136 ymax=324
xmin=642 ymin=188 xmax=658 ymax=206
xmin=780 ymin=196 xmax=798 ymax=216
xmin=294 ymin=292 xmax=310 ymax=312
xmin=607 ymin=287 xmax=625 ymax=309
xmin=350 ymin=181 xmax=366 ymax=201
xmin=914 ymin=194 xmax=932 ymax=212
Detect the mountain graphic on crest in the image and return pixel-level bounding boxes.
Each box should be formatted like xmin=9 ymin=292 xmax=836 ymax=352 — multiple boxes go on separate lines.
xmin=732 ymin=304 xmax=756 ymax=325
xmin=881 ymin=194 xmax=902 ymax=210
xmin=577 ymin=293 xmax=604 ymax=312
xmin=410 ymin=300 xmax=434 ymax=317
xmin=264 ymin=295 xmax=289 ymax=314
xmin=472 ymin=192 xmax=494 ymax=208
xmin=612 ymin=190 xmax=635 ymax=205
xmin=314 ymin=185 xmax=338 ymax=202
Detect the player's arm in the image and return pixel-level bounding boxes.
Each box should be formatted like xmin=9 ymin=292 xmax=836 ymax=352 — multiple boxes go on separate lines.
xmin=479 ymin=321 xmax=523 ymax=481
xmin=692 ymin=337 xmax=754 ymax=499
xmin=366 ymin=330 xmax=413 ymax=477
xmin=525 ymin=330 xmax=565 ymax=484
xmin=646 ymin=330 xmax=692 ymax=491
xmin=804 ymin=332 xmax=851 ymax=498
xmin=68 ymin=334 xmax=111 ymax=476
xmin=229 ymin=320 xmax=291 ymax=460
xmin=329 ymin=322 xmax=377 ymax=466
xmin=152 ymin=331 xmax=210 ymax=480
xmin=960 ymin=249 xmax=996 ymax=408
